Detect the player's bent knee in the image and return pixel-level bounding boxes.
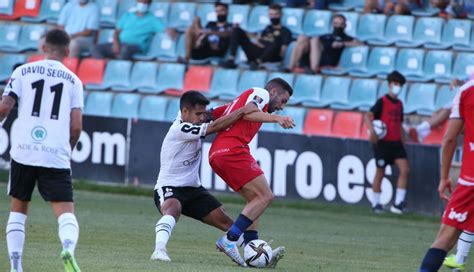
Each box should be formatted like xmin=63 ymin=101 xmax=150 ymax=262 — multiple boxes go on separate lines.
xmin=161 ymin=198 xmax=182 ymax=219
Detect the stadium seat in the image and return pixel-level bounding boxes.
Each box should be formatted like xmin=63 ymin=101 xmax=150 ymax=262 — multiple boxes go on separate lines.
xmin=0 ymin=0 xmax=40 ymax=20
xmin=303 ymin=76 xmax=351 ymax=108
xmin=131 ymin=61 xmax=159 ymax=93
xmin=0 ymin=0 xmax=14 ymax=16
xmin=404 ymin=83 xmax=437 ymax=115
xmin=111 ymin=93 xmax=140 ymax=119
xmin=350 ymin=47 xmax=397 ymax=78
xmin=165 ymin=98 xmax=181 ymax=122
xmin=228 ymin=4 xmax=250 ymax=29
xmin=331 ymin=78 xmax=378 ymax=111
xmin=452 ymin=52 xmax=474 ymax=80
xmin=338 ymin=12 xmax=359 ymax=38
xmin=377 ymin=15 xmax=415 ymax=45
xmin=150 ymin=2 xmax=170 ymax=26
xmin=156 ymin=63 xmax=185 ymax=94
xmin=291 ymin=74 xmax=323 ymax=105
xmin=207 ymin=68 xmax=240 ymax=99
xmin=138 ymin=95 xmax=168 ymax=121
xmin=63 ymin=57 xmax=79 ymax=74
xmin=423 ymin=121 xmax=447 ymax=145
xmin=134 ymin=32 xmax=178 ymax=61
xmin=97 ymin=0 xmax=119 ymax=27
xmin=396 ymin=17 xmax=443 ymax=48
xmin=331 ymin=111 xmax=363 ymax=139
xmin=97 ymin=29 xmax=115 ymax=44
xmin=411 ymin=0 xmax=439 ymax=16
xmin=224 ymin=70 xmax=267 ymax=100
xmin=321 ymin=46 xmax=369 ymax=75
xmin=424 ymin=50 xmax=453 ymax=83
xmin=87 ymin=60 xmax=132 ymax=91
xmin=395 ymin=48 xmax=427 ymax=82
xmin=274 ymin=107 xmax=306 ymax=134
xmin=118 ymin=0 xmax=135 ymax=19
xmin=0 ymin=24 xmax=21 ymax=52
xmin=303 ymin=109 xmax=334 ymax=136
xmin=357 ymin=14 xmax=387 ymax=44
xmin=268 ymin=72 xmax=295 ymax=86
xmin=0 ymin=53 xmax=27 ymax=81
xmin=245 ymin=5 xmax=269 ymax=33
xmin=168 ymin=2 xmax=197 ymax=31
xmin=17 ymin=24 xmax=47 ymax=52
xmin=426 ymin=19 xmax=471 ymax=49
xmin=196 ymin=3 xmax=216 ymax=27
xmin=434 ymin=85 xmax=457 ymax=111
xmin=359 ymin=120 xmax=369 ymax=140
xmin=182 ymin=65 xmax=213 ymax=93
xmin=328 ymin=0 xmax=365 ymax=11
xmin=84 ymin=91 xmax=113 ymax=117
xmin=282 ymin=7 xmax=304 ymax=36
xmin=77 ymin=58 xmax=106 ymax=86
xmin=22 ymin=0 xmax=65 ymax=23
xmin=302 ymin=10 xmax=331 ymax=37
xmin=176 ymin=34 xmax=186 ymax=60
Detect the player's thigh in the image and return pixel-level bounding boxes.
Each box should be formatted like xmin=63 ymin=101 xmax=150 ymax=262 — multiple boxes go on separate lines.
xmin=202 ymin=206 xmax=233 ymax=232
xmin=154 ymin=186 xmax=185 ymax=218
xmin=182 ymin=187 xmax=223 ymax=223
xmin=8 ymin=160 xmax=38 ymax=203
xmin=37 ymin=167 xmax=73 ymax=203
xmin=239 ymin=174 xmax=273 ymax=202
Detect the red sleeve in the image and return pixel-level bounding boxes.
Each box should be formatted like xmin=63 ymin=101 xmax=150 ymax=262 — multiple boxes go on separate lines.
xmin=211 ymin=104 xmax=228 ymax=120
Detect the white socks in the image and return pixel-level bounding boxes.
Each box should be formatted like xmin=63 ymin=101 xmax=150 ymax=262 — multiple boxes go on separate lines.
xmin=456 ymin=231 xmax=474 ymax=265
xmin=395 ymin=188 xmax=407 ymax=206
xmin=58 ymin=213 xmax=79 ymax=255
xmin=155 ymin=215 xmax=176 ymax=251
xmin=6 ymin=212 xmax=26 ymax=272
xmin=416 ymin=121 xmax=431 ymax=141
xmin=372 ymin=192 xmax=381 ymax=207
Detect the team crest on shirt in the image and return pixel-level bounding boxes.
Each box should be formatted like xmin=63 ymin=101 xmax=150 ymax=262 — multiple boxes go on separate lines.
xmin=164 ymin=187 xmax=173 ymax=198
xmin=377 ymin=159 xmax=385 ymax=167
xmin=31 ymin=126 xmax=47 ymax=142
xmin=253 ymin=95 xmax=263 ymax=104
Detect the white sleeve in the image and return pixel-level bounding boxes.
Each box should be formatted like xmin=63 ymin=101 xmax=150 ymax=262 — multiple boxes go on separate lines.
xmin=450 ymin=90 xmax=462 ymax=119
xmin=71 ymin=79 xmax=84 ymax=109
xmin=3 ymin=68 xmax=21 ymax=101
xmin=245 ymin=87 xmax=270 ymax=111
xmin=172 ymin=122 xmax=209 ymax=141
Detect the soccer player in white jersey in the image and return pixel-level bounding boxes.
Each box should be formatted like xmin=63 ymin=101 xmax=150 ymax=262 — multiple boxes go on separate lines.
xmin=151 ymin=91 xmax=258 ymax=262
xmin=0 ymin=29 xmax=83 ymax=272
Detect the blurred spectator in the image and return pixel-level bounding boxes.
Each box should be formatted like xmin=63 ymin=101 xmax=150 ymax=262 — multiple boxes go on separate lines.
xmin=219 ymin=4 xmax=292 ymax=70
xmin=57 ymin=0 xmax=99 ymax=57
xmin=91 ymin=0 xmax=164 ymax=60
xmin=287 ymin=0 xmax=328 ymax=9
xmin=287 ymin=14 xmax=361 ymax=74
xmin=181 ymin=2 xmax=232 ymax=63
xmin=364 ymin=0 xmax=412 ymax=14
xmin=431 ymin=0 xmax=468 ymax=18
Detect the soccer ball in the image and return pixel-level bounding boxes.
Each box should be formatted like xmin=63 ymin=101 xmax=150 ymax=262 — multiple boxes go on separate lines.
xmin=243 ymin=239 xmax=273 ymax=268
xmin=371 ymin=120 xmax=387 ymax=139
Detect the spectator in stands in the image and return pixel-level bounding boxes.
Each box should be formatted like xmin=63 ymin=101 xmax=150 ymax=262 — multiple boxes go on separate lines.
xmin=181 ymin=2 xmax=232 ymax=63
xmin=287 ymin=14 xmax=361 ymax=74
xmin=364 ymin=0 xmax=412 ymax=14
xmin=91 ymin=0 xmax=164 ymax=60
xmin=287 ymin=0 xmax=327 ymax=9
xmin=431 ymin=0 xmax=468 ymax=18
xmin=57 ymin=0 xmax=99 ymax=57
xmin=219 ymin=3 xmax=292 ymax=70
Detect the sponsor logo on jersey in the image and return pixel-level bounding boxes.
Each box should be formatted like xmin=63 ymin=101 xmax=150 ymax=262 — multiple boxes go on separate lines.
xmin=253 ymin=95 xmax=263 ymax=104
xmin=31 ymin=126 xmax=47 ymax=142
xmin=448 ymin=208 xmax=468 ymax=223
xmin=164 ymin=187 xmax=173 ymax=198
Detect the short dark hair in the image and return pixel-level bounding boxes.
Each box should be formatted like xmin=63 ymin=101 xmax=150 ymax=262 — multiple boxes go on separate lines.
xmin=265 ymin=77 xmax=293 ymax=96
xmin=180 ymin=91 xmax=210 ymax=110
xmin=387 ymin=71 xmax=406 ymax=86
xmin=215 ymin=2 xmax=228 ymax=9
xmin=333 ymin=14 xmax=346 ymax=22
xmin=269 ymin=3 xmax=282 ymax=12
xmin=44 ymin=29 xmax=70 ymax=48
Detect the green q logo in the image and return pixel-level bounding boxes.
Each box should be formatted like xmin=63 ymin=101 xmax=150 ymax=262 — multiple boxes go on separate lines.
xmin=31 ymin=126 xmax=47 ymax=142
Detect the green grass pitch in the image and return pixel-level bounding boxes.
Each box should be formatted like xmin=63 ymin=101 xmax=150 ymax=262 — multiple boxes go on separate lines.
xmin=0 ymin=183 xmax=470 ymax=271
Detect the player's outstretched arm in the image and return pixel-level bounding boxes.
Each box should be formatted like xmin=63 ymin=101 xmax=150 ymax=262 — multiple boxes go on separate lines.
xmin=439 ymin=119 xmax=464 ymax=201
xmin=0 ymin=96 xmax=16 ymax=123
xmin=205 ymin=103 xmax=258 ymax=135
xmin=70 ymin=108 xmax=83 ymax=151
xmin=243 ymin=112 xmax=295 ymax=129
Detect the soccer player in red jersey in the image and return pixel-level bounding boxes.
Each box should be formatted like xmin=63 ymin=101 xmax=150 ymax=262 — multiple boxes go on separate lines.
xmin=209 ymin=78 xmax=294 ymax=267
xmin=420 ymin=80 xmax=474 ymax=272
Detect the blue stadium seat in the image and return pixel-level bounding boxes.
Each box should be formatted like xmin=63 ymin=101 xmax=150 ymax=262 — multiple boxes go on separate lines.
xmin=454 ymin=28 xmax=474 ymax=52
xmin=133 ymin=33 xmax=178 ymax=61
xmin=291 ymin=74 xmax=323 ymax=105
xmin=97 ymin=0 xmax=119 ymax=27
xmin=395 ymin=48 xmax=427 ymax=82
xmin=452 ymin=52 xmax=474 ymax=80
xmin=84 ymin=91 xmax=113 ymax=117
xmin=426 ymin=19 xmax=471 ymax=49
xmin=0 ymin=0 xmax=14 ymax=16
xmin=196 ymin=3 xmax=216 ymax=27
xmin=321 ymin=46 xmax=369 ymax=75
xmin=282 ymin=7 xmax=304 ymax=36
xmin=219 ymin=70 xmax=267 ymax=101
xmin=111 ymin=93 xmax=140 ymax=119
xmin=424 ymin=50 xmax=453 ymax=83
xmin=245 ymin=5 xmax=268 ymax=33
xmin=168 ymin=2 xmax=197 ymax=31
xmin=17 ymin=24 xmax=47 ymax=52
xmin=404 ymin=83 xmax=437 ymax=115
xmin=87 ymin=60 xmax=133 ymax=91
xmin=331 ymin=78 xmax=378 ymax=111
xmin=329 ymin=0 xmax=365 ymax=11
xmin=303 ymin=76 xmax=351 ymax=108
xmin=207 ymin=68 xmax=240 ymax=99
xmin=156 ymin=63 xmax=185 ymax=93
xmin=97 ymin=29 xmax=115 ymax=44
xmin=274 ymin=107 xmax=306 ymax=134
xmin=150 ymin=2 xmax=170 ymax=26
xmin=268 ymin=72 xmax=295 ymax=86
xmin=338 ymin=12 xmax=359 ymax=38
xmin=302 ymin=10 xmax=331 ymax=37
xmin=22 ymin=0 xmax=65 ymax=23
xmin=350 ymin=47 xmax=397 ymax=78
xmin=411 ymin=0 xmax=440 ymax=17
xmin=139 ymin=96 xmax=168 ymax=121
xmin=434 ymin=85 xmax=457 ymax=111
xmin=379 ymin=15 xmax=415 ymax=45
xmin=0 ymin=53 xmax=27 ymax=81
xmin=228 ymin=4 xmax=250 ymax=30
xmin=132 ymin=61 xmax=159 ymax=93
xmin=261 ymin=122 xmax=277 ymax=132
xmin=0 ymin=24 xmax=21 ymax=52
xmin=118 ymin=0 xmax=135 ymax=19
xmin=164 ymin=98 xmax=181 ymax=122
xmin=357 ymin=14 xmax=387 ymax=44
xmin=396 ymin=17 xmax=443 ymax=48
xmin=176 ymin=33 xmax=186 ymax=60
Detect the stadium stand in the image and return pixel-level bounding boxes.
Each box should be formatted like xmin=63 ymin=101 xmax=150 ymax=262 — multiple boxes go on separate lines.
xmin=303 ymin=109 xmax=334 ymax=136
xmin=331 ymin=111 xmax=363 ymax=139
xmin=207 ymin=68 xmax=240 ymax=99
xmin=139 ymin=95 xmax=168 ymax=121
xmin=131 ymin=61 xmax=160 ymax=93
xmin=111 ymin=93 xmax=140 ymax=119
xmin=0 ymin=53 xmax=27 ymax=82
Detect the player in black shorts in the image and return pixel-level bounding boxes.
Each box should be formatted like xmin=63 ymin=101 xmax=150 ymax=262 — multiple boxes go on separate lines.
xmin=365 ymin=71 xmax=410 ymax=214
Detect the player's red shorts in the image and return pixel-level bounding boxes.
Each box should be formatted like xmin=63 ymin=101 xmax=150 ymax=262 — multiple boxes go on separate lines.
xmin=442 ymin=182 xmax=474 ymax=232
xmin=209 ymin=147 xmax=264 ymax=192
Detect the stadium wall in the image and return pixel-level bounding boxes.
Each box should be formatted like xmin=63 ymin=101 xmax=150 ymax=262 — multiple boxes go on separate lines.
xmin=0 ymin=115 xmax=443 ymax=215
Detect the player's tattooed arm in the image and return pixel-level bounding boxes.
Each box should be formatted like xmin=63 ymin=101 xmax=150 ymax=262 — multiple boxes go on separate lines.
xmin=0 ymin=95 xmax=16 ymax=123
xmin=70 ymin=108 xmax=83 ymax=151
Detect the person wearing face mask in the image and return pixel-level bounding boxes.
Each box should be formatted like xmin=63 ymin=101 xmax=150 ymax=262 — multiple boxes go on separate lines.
xmin=180 ymin=2 xmax=233 ymax=63
xmin=287 ymin=14 xmax=361 ymax=74
xmin=91 ymin=0 xmax=164 ymax=60
xmin=365 ymin=71 xmax=410 ymax=215
xmin=219 ymin=3 xmax=292 ymax=70
xmin=57 ymin=0 xmax=99 ymax=57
